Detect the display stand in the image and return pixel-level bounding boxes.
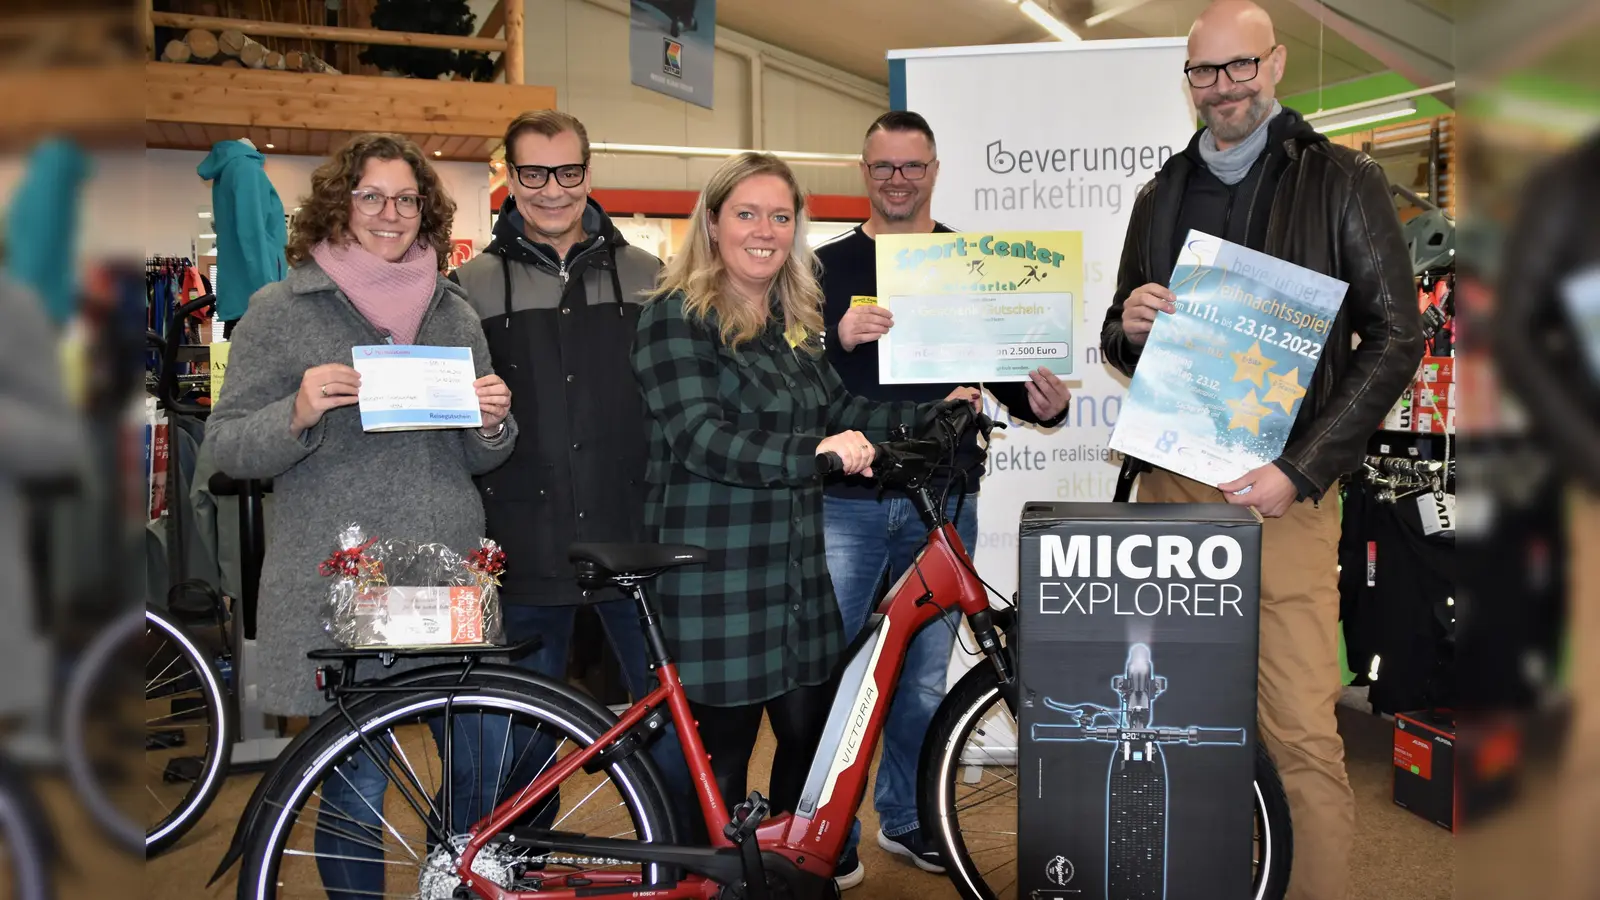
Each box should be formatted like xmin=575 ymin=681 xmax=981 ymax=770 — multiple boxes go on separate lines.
xmin=208 ymin=472 xmax=291 ymax=768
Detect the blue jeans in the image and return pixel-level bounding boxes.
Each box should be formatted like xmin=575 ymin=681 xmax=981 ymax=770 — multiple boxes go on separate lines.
xmin=500 ymin=600 xmax=693 ymax=810
xmin=316 ymin=713 xmax=515 ymax=899
xmin=824 ymin=491 xmax=979 ymax=841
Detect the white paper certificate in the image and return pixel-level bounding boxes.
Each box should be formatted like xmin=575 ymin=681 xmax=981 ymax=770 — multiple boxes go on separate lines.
xmin=351 ymin=345 xmax=482 ymax=432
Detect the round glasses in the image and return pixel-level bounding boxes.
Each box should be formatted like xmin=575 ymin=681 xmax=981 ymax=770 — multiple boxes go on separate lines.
xmin=1183 ymin=48 xmax=1276 ymax=88
xmin=865 ymin=161 xmax=931 ymax=182
xmin=513 ymin=163 xmax=588 ymax=189
xmin=350 ymin=190 xmax=423 ymax=219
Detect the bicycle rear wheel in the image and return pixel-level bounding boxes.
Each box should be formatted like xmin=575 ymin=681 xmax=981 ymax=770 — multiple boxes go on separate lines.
xmin=920 ymin=659 xmax=1293 ymax=900
xmin=239 ymin=686 xmax=679 ymax=899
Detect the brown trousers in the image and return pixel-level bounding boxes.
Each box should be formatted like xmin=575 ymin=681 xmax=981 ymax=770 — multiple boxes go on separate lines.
xmin=1558 ymin=491 xmax=1600 ymax=900
xmin=1138 ymin=468 xmax=1356 ymax=900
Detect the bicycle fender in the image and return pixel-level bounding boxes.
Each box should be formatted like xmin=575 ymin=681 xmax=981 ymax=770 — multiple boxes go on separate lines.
xmin=208 ymin=661 xmax=648 ymax=885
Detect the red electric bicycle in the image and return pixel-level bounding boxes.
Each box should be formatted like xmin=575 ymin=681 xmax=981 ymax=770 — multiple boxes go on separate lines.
xmin=216 ymin=402 xmax=1290 ymax=899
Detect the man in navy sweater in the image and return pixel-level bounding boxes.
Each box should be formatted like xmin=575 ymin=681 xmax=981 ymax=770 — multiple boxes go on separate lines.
xmin=816 ymin=110 xmax=1072 ymax=888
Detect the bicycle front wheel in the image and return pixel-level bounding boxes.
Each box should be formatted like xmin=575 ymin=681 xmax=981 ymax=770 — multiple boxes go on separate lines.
xmin=144 ymin=608 xmax=233 ymax=855
xmin=919 ymin=659 xmax=1293 ymax=900
xmin=239 ymin=686 xmax=679 ymax=899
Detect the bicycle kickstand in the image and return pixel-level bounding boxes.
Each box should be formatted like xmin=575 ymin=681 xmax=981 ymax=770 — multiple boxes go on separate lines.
xmin=724 ymin=791 xmax=771 ymax=900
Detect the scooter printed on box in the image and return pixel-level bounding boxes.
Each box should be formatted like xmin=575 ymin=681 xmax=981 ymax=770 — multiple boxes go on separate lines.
xmin=1032 ymin=643 xmax=1246 ymax=899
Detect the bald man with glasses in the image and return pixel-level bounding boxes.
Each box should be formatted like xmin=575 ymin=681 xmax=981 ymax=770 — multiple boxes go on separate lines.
xmin=1101 ymin=3 xmax=1425 ymax=899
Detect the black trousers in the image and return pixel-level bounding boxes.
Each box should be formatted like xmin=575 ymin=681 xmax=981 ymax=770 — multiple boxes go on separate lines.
xmin=685 ymin=681 xmax=834 ymax=841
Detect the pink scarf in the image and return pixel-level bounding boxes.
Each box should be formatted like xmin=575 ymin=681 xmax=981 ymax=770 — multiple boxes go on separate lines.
xmin=310 ymin=239 xmax=438 ymax=345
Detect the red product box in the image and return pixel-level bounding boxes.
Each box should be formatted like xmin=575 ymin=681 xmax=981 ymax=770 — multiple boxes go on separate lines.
xmin=1417 ymin=356 xmax=1455 ymax=384
xmin=1413 ymin=381 xmax=1455 ymax=408
xmin=1395 ymin=711 xmax=1456 ymax=831
xmin=1413 ymin=405 xmax=1455 ymax=434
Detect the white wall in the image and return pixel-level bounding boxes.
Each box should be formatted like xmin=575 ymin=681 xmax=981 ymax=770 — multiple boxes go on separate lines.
xmin=141 ymin=148 xmax=494 ymax=260
xmin=522 ymin=0 xmax=886 ymax=197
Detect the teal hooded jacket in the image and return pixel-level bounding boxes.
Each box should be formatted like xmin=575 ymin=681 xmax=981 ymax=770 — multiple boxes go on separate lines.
xmin=197 ymin=141 xmax=288 ymax=322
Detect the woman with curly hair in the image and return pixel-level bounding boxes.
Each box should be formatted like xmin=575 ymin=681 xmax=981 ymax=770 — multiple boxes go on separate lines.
xmin=207 ymin=133 xmax=516 ymax=898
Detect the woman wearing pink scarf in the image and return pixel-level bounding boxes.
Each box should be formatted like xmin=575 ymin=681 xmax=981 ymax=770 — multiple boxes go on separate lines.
xmin=207 ymin=133 xmax=516 ymax=899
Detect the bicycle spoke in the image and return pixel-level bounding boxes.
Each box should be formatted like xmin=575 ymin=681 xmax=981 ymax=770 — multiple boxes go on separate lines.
xmin=328 ymin=765 xmax=422 ymax=863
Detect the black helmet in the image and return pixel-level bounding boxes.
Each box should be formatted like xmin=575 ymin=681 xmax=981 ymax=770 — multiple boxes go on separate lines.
xmin=1403 ymin=208 xmax=1456 ymax=276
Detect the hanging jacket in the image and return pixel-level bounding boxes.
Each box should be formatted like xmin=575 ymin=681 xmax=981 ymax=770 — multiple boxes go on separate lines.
xmin=197 ymin=141 xmax=288 ymax=322
xmin=5 ymin=138 xmax=89 ymax=327
xmin=451 ymin=196 xmax=664 ymax=605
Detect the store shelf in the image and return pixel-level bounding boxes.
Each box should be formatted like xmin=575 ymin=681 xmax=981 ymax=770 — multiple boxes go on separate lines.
xmin=143 ymin=60 xmax=555 ymax=163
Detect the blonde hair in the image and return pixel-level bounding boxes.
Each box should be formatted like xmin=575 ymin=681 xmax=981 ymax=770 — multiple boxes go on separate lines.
xmin=653 ymin=152 xmax=824 ymax=354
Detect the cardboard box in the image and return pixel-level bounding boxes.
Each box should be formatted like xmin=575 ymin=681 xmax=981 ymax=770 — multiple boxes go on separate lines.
xmin=1019 ymin=503 xmax=1262 ymax=900
xmin=1412 ymin=405 xmax=1455 ymax=434
xmin=1383 ymin=387 xmax=1416 ymax=432
xmin=344 ymin=585 xmax=489 ymax=648
xmin=1394 ymin=711 xmax=1456 ymax=831
xmin=1417 ymin=356 xmax=1455 ymax=383
xmin=1413 ymin=381 xmax=1455 ymax=408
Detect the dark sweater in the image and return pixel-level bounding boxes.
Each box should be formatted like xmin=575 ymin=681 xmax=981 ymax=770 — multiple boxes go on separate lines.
xmin=816 ymin=223 xmax=1067 ymax=500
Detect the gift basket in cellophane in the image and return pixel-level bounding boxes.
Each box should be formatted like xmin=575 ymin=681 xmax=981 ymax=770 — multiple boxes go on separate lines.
xmin=318 ymin=523 xmax=506 ymax=649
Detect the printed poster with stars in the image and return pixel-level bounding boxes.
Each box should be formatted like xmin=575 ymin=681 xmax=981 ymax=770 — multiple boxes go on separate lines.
xmin=875 ymin=231 xmax=1081 ymax=383
xmin=1109 ymin=230 xmax=1348 ymax=487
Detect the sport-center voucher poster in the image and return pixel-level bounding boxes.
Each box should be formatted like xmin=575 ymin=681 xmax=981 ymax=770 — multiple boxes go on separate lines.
xmin=629 ymin=0 xmax=716 ymax=109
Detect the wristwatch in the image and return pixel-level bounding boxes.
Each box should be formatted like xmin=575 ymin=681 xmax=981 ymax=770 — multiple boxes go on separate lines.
xmin=479 ymin=421 xmax=506 ymax=441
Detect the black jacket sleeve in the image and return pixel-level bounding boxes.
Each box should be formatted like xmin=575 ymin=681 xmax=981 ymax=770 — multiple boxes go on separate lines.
xmin=989 ymin=380 xmax=1067 ymax=428
xmin=1101 ymin=181 xmax=1157 ymax=377
xmin=1276 ymin=156 xmax=1425 ymax=495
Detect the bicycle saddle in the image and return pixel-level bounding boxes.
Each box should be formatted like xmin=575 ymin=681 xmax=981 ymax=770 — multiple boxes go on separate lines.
xmin=569 ymin=542 xmax=707 ymax=585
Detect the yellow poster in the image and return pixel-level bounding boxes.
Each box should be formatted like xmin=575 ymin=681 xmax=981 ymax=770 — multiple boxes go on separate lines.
xmin=210 ymin=341 xmax=230 ymax=401
xmin=875 ymin=231 xmax=1082 ymax=383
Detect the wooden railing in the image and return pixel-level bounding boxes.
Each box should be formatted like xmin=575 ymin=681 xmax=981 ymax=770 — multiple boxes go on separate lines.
xmin=148 ymin=0 xmax=523 ymax=84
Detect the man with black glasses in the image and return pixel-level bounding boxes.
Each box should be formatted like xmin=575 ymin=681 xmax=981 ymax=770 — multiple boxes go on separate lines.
xmin=453 ymin=110 xmax=689 ymax=803
xmin=817 ymin=110 xmax=1071 ymax=889
xmin=1101 ymin=3 xmax=1423 ymax=899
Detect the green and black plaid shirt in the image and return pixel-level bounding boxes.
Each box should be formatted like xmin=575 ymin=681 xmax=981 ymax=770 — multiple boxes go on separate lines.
xmin=632 ymin=291 xmax=929 ymax=707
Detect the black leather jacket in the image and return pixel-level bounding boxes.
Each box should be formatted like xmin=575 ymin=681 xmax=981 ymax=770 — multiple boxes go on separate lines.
xmin=1102 ymin=111 xmax=1424 ymax=499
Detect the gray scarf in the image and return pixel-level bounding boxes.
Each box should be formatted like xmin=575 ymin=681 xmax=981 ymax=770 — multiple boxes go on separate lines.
xmin=1197 ymin=101 xmax=1284 ymax=185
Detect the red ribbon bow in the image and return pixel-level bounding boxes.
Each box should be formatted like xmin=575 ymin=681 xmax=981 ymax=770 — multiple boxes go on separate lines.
xmin=468 ymin=546 xmax=507 ymax=576
xmin=319 ymin=537 xmax=376 ymax=578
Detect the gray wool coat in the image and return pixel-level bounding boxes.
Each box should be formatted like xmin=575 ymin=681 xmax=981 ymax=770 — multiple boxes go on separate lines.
xmin=206 ymin=260 xmax=518 ymax=717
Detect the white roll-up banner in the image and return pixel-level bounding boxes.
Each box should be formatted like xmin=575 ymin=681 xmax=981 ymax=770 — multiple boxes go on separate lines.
xmin=887 ymin=39 xmax=1196 ymax=672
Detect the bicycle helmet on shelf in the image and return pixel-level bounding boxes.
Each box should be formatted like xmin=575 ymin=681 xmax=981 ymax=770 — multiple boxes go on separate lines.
xmin=1403 ymin=208 xmax=1456 ymax=276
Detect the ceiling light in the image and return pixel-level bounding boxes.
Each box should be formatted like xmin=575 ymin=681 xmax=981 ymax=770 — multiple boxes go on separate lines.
xmin=264 ymin=142 xmax=275 ymax=149
xmin=199 ymin=233 xmax=217 ymax=239
xmin=1308 ymin=100 xmax=1418 ymax=133
xmin=434 ymin=150 xmax=443 ymax=156
xmin=198 ymin=211 xmax=211 ymax=219
xmin=1019 ymin=0 xmax=1080 ymax=42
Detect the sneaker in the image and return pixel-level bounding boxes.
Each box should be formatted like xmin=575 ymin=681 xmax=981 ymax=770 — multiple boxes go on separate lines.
xmin=877 ymin=828 xmax=947 ymax=874
xmin=833 ymin=844 xmax=865 ymax=890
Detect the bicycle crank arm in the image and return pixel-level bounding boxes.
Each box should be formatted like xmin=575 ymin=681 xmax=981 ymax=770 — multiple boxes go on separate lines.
xmin=504 ymin=829 xmax=811 ymax=894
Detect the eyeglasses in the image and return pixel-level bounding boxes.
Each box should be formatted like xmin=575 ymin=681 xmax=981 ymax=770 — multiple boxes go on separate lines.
xmin=351 ymin=190 xmax=423 ymax=219
xmin=1183 ymin=48 xmax=1277 ymax=88
xmin=513 ymin=163 xmax=588 ymax=189
xmin=864 ymin=161 xmax=932 ymax=182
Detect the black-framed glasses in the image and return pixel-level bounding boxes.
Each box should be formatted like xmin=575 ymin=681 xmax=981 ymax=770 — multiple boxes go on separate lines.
xmin=864 ymin=160 xmax=932 ymax=182
xmin=1184 ymin=47 xmax=1277 ymax=88
xmin=513 ymin=163 xmax=588 ymax=189
xmin=350 ymin=190 xmax=423 ymax=219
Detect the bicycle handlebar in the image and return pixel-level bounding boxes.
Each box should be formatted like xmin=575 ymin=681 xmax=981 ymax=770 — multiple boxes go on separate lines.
xmin=812 ymin=399 xmax=1001 ymax=485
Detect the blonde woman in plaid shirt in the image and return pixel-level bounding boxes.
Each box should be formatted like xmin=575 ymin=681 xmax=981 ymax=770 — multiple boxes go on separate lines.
xmin=631 ymin=153 xmax=975 ymax=881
